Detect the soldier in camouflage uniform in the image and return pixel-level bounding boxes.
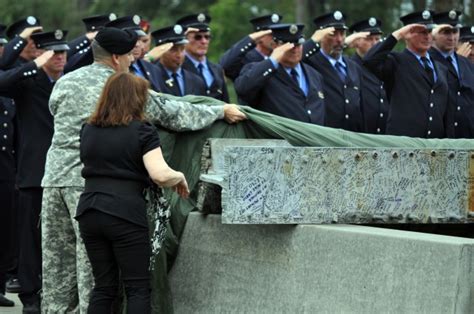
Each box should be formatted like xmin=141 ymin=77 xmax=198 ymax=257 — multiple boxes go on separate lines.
xmin=40 ymin=27 xmax=246 ymax=313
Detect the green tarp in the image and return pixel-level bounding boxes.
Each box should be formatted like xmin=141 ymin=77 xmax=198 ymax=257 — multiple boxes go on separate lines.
xmin=151 ymin=104 xmax=474 ymax=313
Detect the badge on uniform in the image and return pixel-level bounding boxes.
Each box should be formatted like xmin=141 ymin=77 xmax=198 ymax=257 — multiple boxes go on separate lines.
xmin=318 ymin=91 xmax=325 ymax=99
xmin=165 ymin=78 xmax=174 ymax=87
xmin=217 ymin=89 xmax=223 ymax=94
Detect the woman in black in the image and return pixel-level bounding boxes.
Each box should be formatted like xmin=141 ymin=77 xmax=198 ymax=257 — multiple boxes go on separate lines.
xmin=76 ymin=72 xmax=189 ymax=313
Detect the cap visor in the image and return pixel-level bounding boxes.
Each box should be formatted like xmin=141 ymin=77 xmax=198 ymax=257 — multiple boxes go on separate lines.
xmin=135 ymin=29 xmax=147 ymax=37
xmin=45 ymin=44 xmax=70 ymax=51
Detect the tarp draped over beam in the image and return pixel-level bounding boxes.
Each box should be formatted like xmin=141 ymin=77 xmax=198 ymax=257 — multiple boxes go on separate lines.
xmin=151 ymin=103 xmax=474 ymax=313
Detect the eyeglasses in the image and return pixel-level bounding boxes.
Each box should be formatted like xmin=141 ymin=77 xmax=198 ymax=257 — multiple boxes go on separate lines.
xmin=193 ymin=34 xmax=212 ymax=41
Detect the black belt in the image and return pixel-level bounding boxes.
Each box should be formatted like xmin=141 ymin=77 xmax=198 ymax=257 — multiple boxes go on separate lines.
xmin=84 ymin=177 xmax=146 ymax=194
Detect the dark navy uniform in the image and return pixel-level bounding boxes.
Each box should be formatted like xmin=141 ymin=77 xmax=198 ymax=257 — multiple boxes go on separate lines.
xmin=348 ymin=18 xmax=388 ymax=134
xmin=220 ymin=14 xmax=282 ymax=81
xmin=0 ymin=16 xmax=41 ymax=70
xmin=430 ymin=48 xmax=474 ymax=138
xmin=303 ymin=11 xmax=364 ymax=132
xmin=130 ymin=58 xmax=162 ymax=92
xmin=155 ymin=62 xmax=206 ymax=96
xmin=182 ymin=56 xmax=229 ymax=102
xmin=430 ymin=11 xmax=474 ymax=138
xmin=364 ymin=35 xmax=453 ymax=138
xmin=236 ymin=59 xmax=325 ymax=125
xmin=352 ymin=54 xmax=388 ymax=134
xmin=0 ymin=98 xmax=16 ymax=279
xmin=235 ymin=24 xmax=325 ymax=125
xmin=304 ymin=41 xmax=364 ymax=132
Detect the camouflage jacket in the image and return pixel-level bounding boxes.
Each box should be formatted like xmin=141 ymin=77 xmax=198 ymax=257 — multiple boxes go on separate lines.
xmin=41 ymin=62 xmax=225 ymax=187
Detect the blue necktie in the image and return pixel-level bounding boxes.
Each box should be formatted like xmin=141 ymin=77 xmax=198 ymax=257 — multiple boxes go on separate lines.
xmin=335 ymin=62 xmax=347 ymax=82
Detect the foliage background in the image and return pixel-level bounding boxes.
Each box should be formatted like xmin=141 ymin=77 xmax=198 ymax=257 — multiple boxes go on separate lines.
xmin=0 ymin=0 xmax=471 ymax=62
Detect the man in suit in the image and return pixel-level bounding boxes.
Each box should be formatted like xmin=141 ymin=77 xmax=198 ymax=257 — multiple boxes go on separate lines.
xmin=0 ymin=29 xmax=69 ymax=312
xmin=364 ymin=10 xmax=453 ymax=138
xmin=347 ymin=17 xmax=389 ymax=134
xmin=151 ymin=24 xmax=206 ymax=96
xmin=235 ymin=23 xmax=325 ymax=125
xmin=220 ymin=14 xmax=281 ymax=81
xmin=430 ymin=10 xmax=474 ymax=138
xmin=178 ymin=13 xmax=230 ymax=102
xmin=303 ymin=11 xmax=365 ymax=132
xmin=106 ymin=15 xmax=162 ymax=91
xmin=0 ymin=17 xmax=42 ymax=70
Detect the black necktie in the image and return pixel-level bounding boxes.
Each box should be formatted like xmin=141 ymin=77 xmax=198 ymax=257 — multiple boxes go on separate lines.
xmin=197 ymin=63 xmax=207 ymax=87
xmin=335 ymin=61 xmax=347 ymax=82
xmin=290 ymin=68 xmax=299 ymax=85
xmin=445 ymin=56 xmax=458 ymax=77
xmin=420 ymin=57 xmax=434 ymax=85
xmin=171 ymin=72 xmax=182 ymax=96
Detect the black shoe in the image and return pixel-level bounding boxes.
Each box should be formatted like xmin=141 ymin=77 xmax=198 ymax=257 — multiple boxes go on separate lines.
xmin=0 ymin=293 xmax=14 ymax=307
xmin=22 ymin=302 xmax=40 ymax=314
xmin=5 ymin=278 xmax=21 ymax=293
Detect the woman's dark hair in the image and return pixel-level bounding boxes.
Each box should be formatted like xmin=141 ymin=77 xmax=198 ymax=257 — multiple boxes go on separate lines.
xmin=89 ymin=72 xmax=150 ymax=126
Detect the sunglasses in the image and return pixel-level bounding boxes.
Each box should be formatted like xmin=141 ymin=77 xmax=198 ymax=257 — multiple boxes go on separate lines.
xmin=193 ymin=34 xmax=212 ymax=41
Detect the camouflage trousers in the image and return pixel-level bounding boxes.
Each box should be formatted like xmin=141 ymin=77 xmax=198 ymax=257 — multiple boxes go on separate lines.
xmin=41 ymin=187 xmax=92 ymax=313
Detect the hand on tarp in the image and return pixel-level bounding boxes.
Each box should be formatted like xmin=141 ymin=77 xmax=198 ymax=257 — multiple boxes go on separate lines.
xmin=172 ymin=172 xmax=190 ymax=198
xmin=223 ymin=104 xmax=247 ymax=124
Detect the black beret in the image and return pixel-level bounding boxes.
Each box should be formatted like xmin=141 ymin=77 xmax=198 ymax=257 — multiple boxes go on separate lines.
xmin=349 ymin=17 xmax=383 ymax=35
xmin=432 ymin=10 xmax=462 ymax=27
xmin=82 ymin=13 xmax=117 ymax=32
xmin=6 ymin=16 xmax=41 ymax=39
xmin=270 ymin=23 xmax=305 ymax=45
xmin=400 ymin=10 xmax=435 ymax=29
xmin=30 ymin=30 xmax=69 ymax=51
xmin=176 ymin=13 xmax=211 ymax=32
xmin=95 ymin=27 xmax=138 ymax=55
xmin=249 ymin=14 xmax=282 ymax=31
xmin=313 ymin=11 xmax=348 ymax=30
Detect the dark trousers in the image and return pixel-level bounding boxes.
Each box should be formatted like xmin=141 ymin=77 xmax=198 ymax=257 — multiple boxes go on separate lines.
xmin=78 ymin=209 xmax=151 ymax=314
xmin=0 ymin=181 xmax=16 ymax=273
xmin=18 ymin=187 xmax=42 ymax=305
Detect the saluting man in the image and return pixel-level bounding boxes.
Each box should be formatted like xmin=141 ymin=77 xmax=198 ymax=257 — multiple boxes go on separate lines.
xmin=235 ymin=23 xmax=325 ymax=125
xmin=347 ymin=17 xmax=389 ymax=134
xmin=364 ymin=10 xmax=453 ymax=138
xmin=458 ymin=26 xmax=474 ymax=63
xmin=0 ymin=29 xmax=70 ymax=312
xmin=178 ymin=13 xmax=230 ymax=102
xmin=219 ymin=13 xmax=281 ymax=81
xmin=151 ymin=24 xmax=206 ymax=96
xmin=303 ymin=11 xmax=365 ymax=132
xmin=0 ymin=16 xmax=42 ymax=70
xmin=430 ymin=10 xmax=474 ymax=138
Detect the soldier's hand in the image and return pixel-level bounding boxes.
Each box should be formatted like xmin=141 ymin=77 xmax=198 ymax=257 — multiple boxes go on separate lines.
xmin=344 ymin=31 xmax=370 ymax=47
xmin=457 ymin=41 xmax=472 ymax=58
xmin=393 ymin=24 xmax=426 ymax=40
xmin=270 ymin=43 xmax=295 ymax=63
xmin=86 ymin=31 xmax=98 ymax=41
xmin=33 ymin=50 xmax=54 ymax=68
xmin=311 ymin=27 xmax=335 ymax=43
xmin=145 ymin=43 xmax=173 ymax=62
xmin=223 ymin=104 xmax=247 ymax=124
xmin=185 ymin=27 xmax=200 ymax=35
xmin=19 ymin=26 xmax=43 ymax=39
xmin=249 ymin=29 xmax=272 ymax=41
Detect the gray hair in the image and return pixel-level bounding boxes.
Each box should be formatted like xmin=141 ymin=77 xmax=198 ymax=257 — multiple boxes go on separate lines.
xmin=91 ymin=40 xmax=112 ymax=62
